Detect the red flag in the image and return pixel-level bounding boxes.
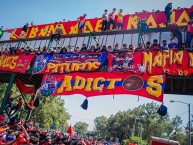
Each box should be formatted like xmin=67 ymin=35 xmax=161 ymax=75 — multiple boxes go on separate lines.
xmin=67 ymin=125 xmax=74 ymax=136
xmin=16 ymin=79 xmax=35 ymax=94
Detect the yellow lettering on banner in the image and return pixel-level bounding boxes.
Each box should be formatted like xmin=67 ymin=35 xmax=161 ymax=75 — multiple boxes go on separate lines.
xmin=45 ymin=63 xmax=58 ymax=73
xmin=70 ymin=63 xmax=76 ymax=72
xmin=38 ymin=25 xmax=50 ymax=37
xmin=146 ymin=15 xmax=157 ymax=28
xmin=57 ymin=76 xmax=72 ymax=93
xmin=176 ymin=10 xmax=190 ymax=26
xmin=85 ymin=78 xmax=93 ymax=91
xmin=159 ymin=23 xmax=166 ymax=28
xmin=69 ymin=23 xmax=78 ymax=34
xmin=65 ymin=63 xmax=71 ymax=73
xmin=73 ymin=76 xmax=86 ymax=90
xmin=45 ymin=62 xmax=101 ymax=73
xmin=10 ymin=29 xmax=18 ymax=40
xmin=87 ymin=62 xmax=101 ymax=71
xmin=146 ymin=76 xmax=163 ymax=98
xmin=127 ymin=16 xmax=138 ymax=30
xmin=162 ymin=50 xmax=169 ymax=67
xmin=152 ymin=51 xmax=162 ymax=67
xmin=189 ymin=53 xmax=193 ymax=67
xmin=47 ymin=25 xmax=55 ymax=36
xmin=58 ymin=64 xmax=65 ymax=73
xmin=169 ymin=50 xmax=173 ymax=65
xmin=92 ymin=77 xmax=105 ymax=91
xmin=84 ymin=21 xmax=94 ymax=33
xmin=0 ymin=56 xmax=19 ymax=69
xmin=106 ymin=79 xmax=122 ymax=89
xmin=28 ymin=27 xmax=39 ymax=38
xmin=143 ymin=52 xmax=152 ymax=73
xmin=95 ymin=19 xmax=102 ymax=32
xmin=170 ymin=11 xmax=176 ymax=24
xmin=173 ymin=51 xmax=183 ymax=64
xmin=58 ymin=24 xmax=67 ymax=35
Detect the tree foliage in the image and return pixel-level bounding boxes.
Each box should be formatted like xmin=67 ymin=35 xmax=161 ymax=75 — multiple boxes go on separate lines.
xmin=94 ymin=102 xmax=186 ymax=143
xmin=0 ymin=83 xmax=70 ymax=130
xmin=94 ymin=116 xmax=108 ymax=138
xmin=74 ymin=121 xmax=89 ymax=135
xmin=32 ymin=97 xmax=70 ymax=130
xmin=123 ymin=136 xmax=147 ymax=145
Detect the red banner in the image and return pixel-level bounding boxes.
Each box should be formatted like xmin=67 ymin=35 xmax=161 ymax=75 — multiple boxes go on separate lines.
xmin=40 ymin=73 xmax=166 ymax=102
xmin=0 ymin=54 xmax=34 ymax=73
xmin=108 ymin=50 xmax=193 ymax=76
xmin=6 ymin=8 xmax=190 ymax=40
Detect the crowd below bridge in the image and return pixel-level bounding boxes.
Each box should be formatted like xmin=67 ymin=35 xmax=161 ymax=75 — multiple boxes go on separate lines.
xmin=0 ymin=116 xmax=115 ymax=145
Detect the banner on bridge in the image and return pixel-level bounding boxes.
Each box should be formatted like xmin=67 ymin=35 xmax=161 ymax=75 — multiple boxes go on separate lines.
xmin=0 ymin=54 xmax=34 ymax=73
xmin=40 ymin=72 xmax=166 ymax=102
xmin=5 ymin=8 xmax=190 ymax=40
xmin=32 ymin=52 xmax=107 ymax=74
xmin=108 ymin=50 xmax=193 ymax=76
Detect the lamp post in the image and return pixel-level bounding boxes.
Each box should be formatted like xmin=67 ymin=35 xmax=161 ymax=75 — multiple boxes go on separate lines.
xmin=170 ymin=100 xmax=191 ymax=145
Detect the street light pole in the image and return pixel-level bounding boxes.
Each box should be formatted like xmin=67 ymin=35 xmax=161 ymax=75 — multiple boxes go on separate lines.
xmin=188 ymin=103 xmax=191 ymax=145
xmin=170 ymin=100 xmax=191 ymax=145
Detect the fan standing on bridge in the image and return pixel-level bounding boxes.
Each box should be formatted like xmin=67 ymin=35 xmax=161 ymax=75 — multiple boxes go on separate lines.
xmin=117 ymin=9 xmax=124 ymax=30
xmin=164 ymin=3 xmax=172 ymax=27
xmin=20 ymin=23 xmax=29 ymax=38
xmin=77 ymin=14 xmax=87 ymax=33
xmin=102 ymin=9 xmax=108 ymax=31
xmin=108 ymin=8 xmax=116 ymax=30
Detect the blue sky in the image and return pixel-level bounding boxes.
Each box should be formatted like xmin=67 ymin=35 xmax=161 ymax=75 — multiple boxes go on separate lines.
xmin=1 ymin=0 xmax=193 ymax=131
xmin=0 ymin=0 xmax=192 ymax=29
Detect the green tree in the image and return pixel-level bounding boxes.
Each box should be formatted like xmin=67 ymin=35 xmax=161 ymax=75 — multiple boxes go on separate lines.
xmin=94 ymin=102 xmax=176 ymax=142
xmin=0 ymin=82 xmax=70 ymax=130
xmin=123 ymin=136 xmax=147 ymax=145
xmin=172 ymin=115 xmax=183 ymax=133
xmin=0 ymin=83 xmax=6 ymax=100
xmin=94 ymin=116 xmax=108 ymax=138
xmin=32 ymin=97 xmax=70 ymax=129
xmin=74 ymin=121 xmax=89 ymax=135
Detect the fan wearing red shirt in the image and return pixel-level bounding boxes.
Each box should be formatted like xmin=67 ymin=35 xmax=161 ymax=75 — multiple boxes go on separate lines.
xmin=2 ymin=48 xmax=9 ymax=55
xmin=108 ymin=8 xmax=116 ymax=30
xmin=186 ymin=17 xmax=193 ymax=49
xmin=77 ymin=14 xmax=87 ymax=33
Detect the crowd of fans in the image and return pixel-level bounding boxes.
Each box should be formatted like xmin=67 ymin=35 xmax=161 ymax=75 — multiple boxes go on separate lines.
xmin=0 ymin=116 xmax=111 ymax=145
xmin=0 ymin=36 xmax=192 ymax=56
xmin=0 ymin=3 xmax=193 ymax=55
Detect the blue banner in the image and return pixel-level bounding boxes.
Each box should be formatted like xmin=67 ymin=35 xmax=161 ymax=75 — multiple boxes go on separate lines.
xmin=32 ymin=52 xmax=107 ymax=74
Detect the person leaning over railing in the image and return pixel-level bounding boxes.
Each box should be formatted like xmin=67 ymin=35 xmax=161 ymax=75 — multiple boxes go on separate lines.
xmin=160 ymin=40 xmax=169 ymax=50
xmin=169 ymin=23 xmax=183 ymax=48
xmin=80 ymin=44 xmax=87 ymax=52
xmin=107 ymin=45 xmax=113 ymax=52
xmin=135 ymin=43 xmax=144 ymax=52
xmin=100 ymin=45 xmax=107 ymax=52
xmin=92 ymin=44 xmax=101 ymax=53
xmin=168 ymin=38 xmax=178 ymax=49
xmin=113 ymin=43 xmax=120 ymax=53
xmin=121 ymin=44 xmax=128 ymax=51
xmin=186 ymin=17 xmax=193 ymax=50
xmin=144 ymin=41 xmax=151 ymax=51
xmin=151 ymin=39 xmax=160 ymax=49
